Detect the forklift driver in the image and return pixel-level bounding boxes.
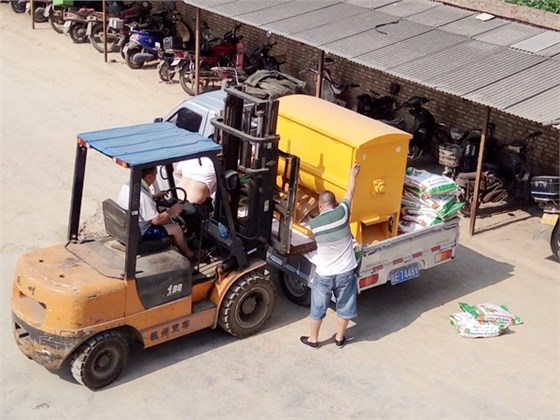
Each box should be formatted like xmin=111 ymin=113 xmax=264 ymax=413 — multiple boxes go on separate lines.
xmin=117 ymin=166 xmax=195 ymax=260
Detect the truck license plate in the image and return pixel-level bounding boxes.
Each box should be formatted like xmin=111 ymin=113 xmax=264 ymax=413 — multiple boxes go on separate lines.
xmin=390 ymin=263 xmax=420 ymax=285
xmin=541 ymin=213 xmax=559 ymax=226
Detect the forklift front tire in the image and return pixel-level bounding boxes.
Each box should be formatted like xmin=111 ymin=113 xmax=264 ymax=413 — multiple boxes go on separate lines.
xmin=70 ymin=330 xmax=129 ymax=390
xmin=218 ymin=272 xmax=276 ymax=338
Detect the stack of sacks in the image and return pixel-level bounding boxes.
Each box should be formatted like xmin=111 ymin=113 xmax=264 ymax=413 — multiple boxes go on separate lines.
xmin=399 ymin=167 xmax=464 ymax=234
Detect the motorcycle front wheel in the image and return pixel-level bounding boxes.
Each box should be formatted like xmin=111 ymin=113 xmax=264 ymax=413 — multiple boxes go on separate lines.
xmin=158 ymin=61 xmax=176 ymax=82
xmin=49 ymin=7 xmax=65 ymax=34
xmin=179 ymin=62 xmax=210 ymax=96
xmin=10 ymin=0 xmax=26 ymax=13
xmin=33 ymin=6 xmax=48 ymax=23
xmin=69 ymin=22 xmax=89 ymax=44
xmin=90 ymin=24 xmax=119 ymax=53
xmin=125 ymin=45 xmax=144 ymax=69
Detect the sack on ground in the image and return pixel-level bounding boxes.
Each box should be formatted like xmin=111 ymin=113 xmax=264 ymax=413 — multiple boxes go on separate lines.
xmin=450 ymin=312 xmax=508 ymax=338
xmin=458 ymin=302 xmax=523 ymax=326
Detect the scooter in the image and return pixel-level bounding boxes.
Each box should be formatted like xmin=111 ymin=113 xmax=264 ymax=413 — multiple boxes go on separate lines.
xmin=300 ymin=57 xmax=359 ymax=107
xmin=531 ymin=175 xmax=560 ymax=262
xmin=125 ymin=8 xmax=189 ymax=69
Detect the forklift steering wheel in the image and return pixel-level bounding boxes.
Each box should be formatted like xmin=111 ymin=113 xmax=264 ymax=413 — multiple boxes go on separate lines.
xmin=164 ymin=187 xmax=188 ymax=202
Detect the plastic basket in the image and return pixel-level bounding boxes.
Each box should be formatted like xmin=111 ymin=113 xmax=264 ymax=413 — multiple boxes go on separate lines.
xmin=439 ymin=143 xmax=462 ymax=167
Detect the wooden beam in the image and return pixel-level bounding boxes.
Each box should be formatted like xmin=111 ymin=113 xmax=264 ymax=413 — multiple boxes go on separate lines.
xmin=103 ymin=0 xmax=108 ymax=63
xmin=469 ymin=107 xmax=492 ymax=235
xmin=31 ymin=0 xmax=35 ymax=30
xmin=315 ymin=50 xmax=324 ymax=99
xmin=195 ymin=7 xmax=201 ymax=96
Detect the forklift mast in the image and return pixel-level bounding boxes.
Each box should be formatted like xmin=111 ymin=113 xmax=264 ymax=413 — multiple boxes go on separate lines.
xmin=211 ymin=88 xmax=299 ymax=258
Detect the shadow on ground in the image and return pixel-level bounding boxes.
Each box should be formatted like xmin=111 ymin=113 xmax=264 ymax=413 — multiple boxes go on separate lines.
xmin=54 ymin=242 xmax=512 ymax=390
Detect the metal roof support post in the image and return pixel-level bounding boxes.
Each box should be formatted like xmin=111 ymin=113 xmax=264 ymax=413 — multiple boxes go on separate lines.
xmin=315 ymin=50 xmax=324 ymax=99
xmin=103 ymin=0 xmax=108 ymax=63
xmin=469 ymin=106 xmax=492 ymax=236
xmin=195 ymin=7 xmax=201 ymax=96
xmin=31 ymin=0 xmax=35 ymax=30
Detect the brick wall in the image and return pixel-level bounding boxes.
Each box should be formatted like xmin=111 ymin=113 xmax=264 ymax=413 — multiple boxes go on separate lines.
xmin=174 ymin=2 xmax=559 ymax=176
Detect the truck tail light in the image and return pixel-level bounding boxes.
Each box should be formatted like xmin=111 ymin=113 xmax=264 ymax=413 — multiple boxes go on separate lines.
xmin=435 ymin=249 xmax=453 ymax=263
xmin=359 ymin=274 xmax=378 ymax=289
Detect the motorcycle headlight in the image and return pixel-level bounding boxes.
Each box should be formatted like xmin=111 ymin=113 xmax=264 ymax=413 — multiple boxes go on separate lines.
xmin=130 ymin=34 xmax=141 ymax=41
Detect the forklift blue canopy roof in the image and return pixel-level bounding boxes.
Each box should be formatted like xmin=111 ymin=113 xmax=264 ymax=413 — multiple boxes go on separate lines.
xmin=77 ymin=122 xmax=222 ymax=167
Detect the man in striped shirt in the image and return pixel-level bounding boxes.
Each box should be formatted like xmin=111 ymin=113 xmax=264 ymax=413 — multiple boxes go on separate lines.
xmin=300 ymin=163 xmax=360 ymax=349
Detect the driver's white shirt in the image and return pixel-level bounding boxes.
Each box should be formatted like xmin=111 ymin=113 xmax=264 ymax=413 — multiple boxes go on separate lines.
xmin=117 ymin=183 xmax=159 ymax=236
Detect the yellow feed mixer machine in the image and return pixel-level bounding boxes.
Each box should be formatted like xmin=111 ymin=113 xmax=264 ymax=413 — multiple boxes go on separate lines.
xmin=276 ymin=95 xmax=412 ymax=245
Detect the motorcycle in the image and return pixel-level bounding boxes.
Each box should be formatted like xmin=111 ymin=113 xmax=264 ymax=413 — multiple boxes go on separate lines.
xmin=178 ymin=23 xmax=245 ymax=95
xmin=497 ymin=131 xmax=541 ymax=201
xmin=125 ymin=8 xmax=190 ymax=69
xmin=45 ymin=1 xmax=97 ymax=34
xmin=11 ymin=0 xmax=49 ymax=22
xmin=531 ymin=175 xmax=560 ymax=262
xmin=353 ymin=82 xmax=404 ymax=129
xmin=243 ymin=31 xmax=284 ymax=76
xmin=63 ymin=4 xmax=102 ymax=44
xmin=401 ymin=96 xmax=454 ymax=162
xmin=455 ymin=169 xmax=509 ymax=216
xmin=88 ymin=1 xmax=153 ymax=53
xmin=300 ymin=57 xmax=359 ymax=107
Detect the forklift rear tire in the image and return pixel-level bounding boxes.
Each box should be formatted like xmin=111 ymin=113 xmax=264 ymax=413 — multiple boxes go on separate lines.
xmin=70 ymin=331 xmax=129 ymax=390
xmin=279 ymin=272 xmax=311 ymax=307
xmin=218 ymin=272 xmax=276 ymax=338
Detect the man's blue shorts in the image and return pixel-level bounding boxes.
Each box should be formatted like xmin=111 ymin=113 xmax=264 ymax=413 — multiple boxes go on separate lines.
xmin=310 ymin=269 xmax=358 ymax=320
xmin=142 ymin=225 xmax=168 ymax=241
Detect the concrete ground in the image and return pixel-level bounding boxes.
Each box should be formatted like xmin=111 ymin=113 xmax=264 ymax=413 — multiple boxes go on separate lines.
xmin=1 ymin=6 xmax=558 ymax=419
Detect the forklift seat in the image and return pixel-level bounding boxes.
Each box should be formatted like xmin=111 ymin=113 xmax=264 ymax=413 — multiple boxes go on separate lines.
xmin=102 ymin=199 xmax=171 ymax=254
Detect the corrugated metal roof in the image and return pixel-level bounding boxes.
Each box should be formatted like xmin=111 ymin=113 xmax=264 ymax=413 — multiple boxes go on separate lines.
xmin=322 ymin=18 xmax=432 ymax=57
xmin=355 ymin=29 xmax=467 ymax=70
xmin=345 ymin=0 xmax=400 ymax=9
xmin=376 ymin=0 xmax=438 ymax=18
xmin=440 ymin=14 xmax=509 ymax=37
xmin=265 ymin=3 xmax=364 ymax=36
xmin=511 ymin=31 xmax=560 ymax=53
xmin=183 ymin=0 xmax=560 ymax=127
xmin=465 ymin=60 xmax=560 ymax=109
xmin=506 ymin=85 xmax=560 ymax=125
xmin=406 ymin=4 xmax=474 ymax=27
xmin=473 ymin=21 xmax=545 ymax=46
xmin=425 ymin=48 xmax=546 ymax=95
xmin=232 ymin=0 xmax=339 ymax=26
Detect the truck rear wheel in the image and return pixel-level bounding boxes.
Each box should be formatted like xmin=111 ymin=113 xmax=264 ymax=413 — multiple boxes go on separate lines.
xmin=218 ymin=272 xmax=276 ymax=338
xmin=279 ymin=272 xmax=311 ymax=307
xmin=70 ymin=331 xmax=129 ymax=390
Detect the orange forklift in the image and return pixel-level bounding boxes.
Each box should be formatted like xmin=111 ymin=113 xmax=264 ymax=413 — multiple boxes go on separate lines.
xmin=11 ymin=88 xmax=300 ymax=389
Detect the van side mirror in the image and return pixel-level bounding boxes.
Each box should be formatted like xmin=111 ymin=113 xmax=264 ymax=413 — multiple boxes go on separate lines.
xmin=154 ymin=117 xmax=163 ymax=123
